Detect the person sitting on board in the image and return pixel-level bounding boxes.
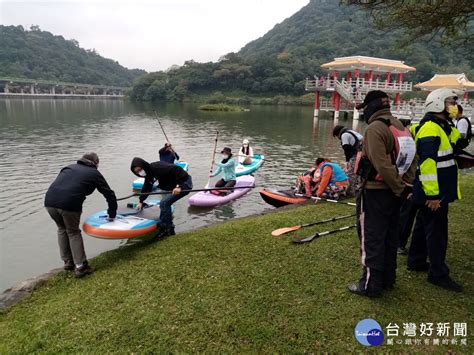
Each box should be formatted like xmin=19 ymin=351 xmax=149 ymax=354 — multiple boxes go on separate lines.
xmin=210 ymin=147 xmax=237 ymax=194
xmin=238 ymin=139 xmax=254 ymax=165
xmin=44 ymin=152 xmax=117 ymax=278
xmin=159 ymin=143 xmax=180 ymax=164
xmin=295 ymin=160 xmax=322 ymax=197
xmin=313 ymin=157 xmax=349 ymax=200
xmin=131 ymin=157 xmax=193 ymax=238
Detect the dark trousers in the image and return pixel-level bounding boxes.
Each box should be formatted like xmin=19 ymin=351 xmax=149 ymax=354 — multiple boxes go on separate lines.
xmin=398 ymin=198 xmax=418 ymax=248
xmin=46 ymin=207 xmax=87 ymax=266
xmin=215 ymin=179 xmax=236 ymax=188
xmin=159 ymin=175 xmax=193 ymax=228
xmin=356 ymin=189 xmax=401 ymax=294
xmin=407 ymin=204 xmax=450 ymax=280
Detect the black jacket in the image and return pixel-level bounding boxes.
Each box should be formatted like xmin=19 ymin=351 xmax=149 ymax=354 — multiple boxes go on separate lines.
xmin=44 ymin=158 xmax=117 ymax=217
xmin=130 ymin=157 xmax=190 ymax=202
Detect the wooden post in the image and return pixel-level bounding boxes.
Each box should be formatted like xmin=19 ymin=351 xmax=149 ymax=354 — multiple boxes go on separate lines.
xmin=385 ymin=72 xmax=391 ymax=88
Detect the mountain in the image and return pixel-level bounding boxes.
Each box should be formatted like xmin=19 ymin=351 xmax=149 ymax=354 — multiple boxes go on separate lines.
xmin=0 ymin=25 xmax=146 ymax=87
xmin=130 ymin=0 xmax=473 ymax=101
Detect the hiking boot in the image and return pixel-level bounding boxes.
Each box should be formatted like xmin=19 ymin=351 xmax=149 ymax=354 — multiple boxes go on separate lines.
xmin=397 ymin=247 xmax=408 ymax=255
xmin=428 ymin=277 xmax=463 ymax=293
xmin=64 ymin=260 xmax=75 ymax=271
xmin=75 ymin=264 xmax=95 ymax=278
xmin=407 ymin=263 xmax=429 ymax=272
xmin=347 ymin=283 xmax=381 ymax=298
xmin=155 ymin=226 xmax=176 ymax=239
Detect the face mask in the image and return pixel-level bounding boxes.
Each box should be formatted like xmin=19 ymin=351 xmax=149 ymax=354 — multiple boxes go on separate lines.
xmin=138 ymin=170 xmax=146 ymax=177
xmin=447 ymin=105 xmax=458 ymax=119
xmin=222 ymin=154 xmax=229 ymax=160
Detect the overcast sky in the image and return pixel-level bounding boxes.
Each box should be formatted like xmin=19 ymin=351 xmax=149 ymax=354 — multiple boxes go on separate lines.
xmin=1 ymin=0 xmax=310 ymax=72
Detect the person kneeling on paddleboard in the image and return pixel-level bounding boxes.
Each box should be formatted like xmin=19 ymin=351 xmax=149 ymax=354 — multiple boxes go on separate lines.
xmin=131 ymin=157 xmax=193 ymax=238
xmin=44 ymin=152 xmax=117 ymax=278
xmin=238 ymin=139 xmax=254 ymax=165
xmin=313 ymin=157 xmax=349 ymax=200
xmin=159 ymin=143 xmax=180 ymax=164
xmin=210 ymin=147 xmax=237 ymax=194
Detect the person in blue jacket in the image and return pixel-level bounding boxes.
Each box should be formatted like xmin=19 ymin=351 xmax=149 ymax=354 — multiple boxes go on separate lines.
xmin=159 ymin=143 xmax=180 ymax=164
xmin=210 ymin=147 xmax=237 ymax=191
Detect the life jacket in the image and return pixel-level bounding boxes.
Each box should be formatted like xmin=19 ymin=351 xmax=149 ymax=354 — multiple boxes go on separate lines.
xmin=320 ymin=162 xmax=348 ymax=184
xmin=456 ymin=116 xmax=472 ymax=142
xmin=355 ymin=118 xmax=416 ymax=181
xmin=340 ymin=128 xmax=362 ymax=148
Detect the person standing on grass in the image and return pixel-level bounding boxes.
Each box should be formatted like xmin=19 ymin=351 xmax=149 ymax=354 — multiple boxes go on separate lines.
xmin=131 ymin=157 xmax=193 ymax=238
xmin=451 ymin=104 xmax=471 ymax=149
xmin=332 ymin=125 xmax=363 ymax=195
xmin=348 ymin=90 xmax=417 ymax=298
xmin=45 ymin=153 xmax=117 ymax=278
xmin=407 ymin=88 xmax=463 ymax=292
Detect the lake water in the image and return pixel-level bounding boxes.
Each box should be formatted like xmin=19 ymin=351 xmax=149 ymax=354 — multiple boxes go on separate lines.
xmin=0 ymin=99 xmax=363 ymax=291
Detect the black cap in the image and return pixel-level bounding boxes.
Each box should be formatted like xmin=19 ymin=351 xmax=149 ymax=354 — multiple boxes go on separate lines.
xmin=332 ymin=125 xmax=344 ymax=137
xmin=221 ymin=147 xmax=232 ymax=154
xmin=356 ymin=90 xmax=389 ymax=109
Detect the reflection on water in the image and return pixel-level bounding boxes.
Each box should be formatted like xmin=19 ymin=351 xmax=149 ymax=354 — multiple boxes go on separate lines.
xmin=0 ymin=99 xmax=363 ymax=291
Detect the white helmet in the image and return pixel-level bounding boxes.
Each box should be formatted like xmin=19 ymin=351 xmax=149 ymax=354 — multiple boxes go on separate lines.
xmin=242 ymin=139 xmax=249 ymax=145
xmin=424 ymin=88 xmax=461 ymax=114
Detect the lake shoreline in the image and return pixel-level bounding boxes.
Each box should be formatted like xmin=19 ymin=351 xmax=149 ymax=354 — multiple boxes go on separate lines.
xmin=1 ymin=175 xmax=472 ymax=352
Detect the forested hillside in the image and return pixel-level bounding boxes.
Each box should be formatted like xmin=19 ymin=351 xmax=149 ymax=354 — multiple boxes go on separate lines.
xmin=130 ymin=0 xmax=473 ymax=101
xmin=0 ymin=25 xmax=146 ymax=86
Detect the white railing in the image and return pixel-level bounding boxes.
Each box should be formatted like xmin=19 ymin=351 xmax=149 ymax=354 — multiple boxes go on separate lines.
xmin=305 ymin=77 xmax=413 ymax=93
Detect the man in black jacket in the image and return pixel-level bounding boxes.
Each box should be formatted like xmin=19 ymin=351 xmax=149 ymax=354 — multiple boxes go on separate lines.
xmin=45 ymin=153 xmax=117 ymax=278
xmin=131 ymin=157 xmax=193 ymax=237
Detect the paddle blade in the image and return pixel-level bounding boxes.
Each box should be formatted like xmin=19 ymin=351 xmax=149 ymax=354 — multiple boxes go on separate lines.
xmin=271 ymin=225 xmax=301 ymax=236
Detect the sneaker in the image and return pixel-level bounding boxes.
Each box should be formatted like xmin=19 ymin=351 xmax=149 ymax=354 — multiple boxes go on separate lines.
xmin=397 ymin=247 xmax=408 ymax=255
xmin=347 ymin=282 xmax=381 ymax=298
xmin=64 ymin=260 xmax=75 ymax=271
xmin=75 ymin=264 xmax=95 ymax=278
xmin=428 ymin=277 xmax=463 ymax=293
xmin=407 ymin=263 xmax=429 ymax=272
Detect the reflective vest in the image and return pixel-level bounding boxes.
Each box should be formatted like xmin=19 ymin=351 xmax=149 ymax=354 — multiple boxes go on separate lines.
xmin=320 ymin=162 xmax=348 ymax=184
xmin=414 ymin=120 xmax=461 ymax=203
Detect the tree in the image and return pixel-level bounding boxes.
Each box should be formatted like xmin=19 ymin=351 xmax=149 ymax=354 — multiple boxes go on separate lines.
xmin=342 ymin=0 xmax=474 ymax=46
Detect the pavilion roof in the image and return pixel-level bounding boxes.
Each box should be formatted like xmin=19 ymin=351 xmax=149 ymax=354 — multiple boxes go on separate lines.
xmin=321 ymin=56 xmax=416 ymax=73
xmin=415 ymin=74 xmax=474 ymax=91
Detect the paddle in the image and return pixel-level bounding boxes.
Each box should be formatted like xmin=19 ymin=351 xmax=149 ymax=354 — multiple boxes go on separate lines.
xmin=292 ymin=224 xmax=357 ymax=244
xmin=206 ymin=130 xmax=219 ymax=189
xmin=117 ymin=185 xmax=255 ymax=201
xmin=271 ymin=214 xmax=356 ymax=236
xmin=294 ymin=193 xmax=357 ymax=207
xmin=153 ymin=110 xmax=171 ymax=144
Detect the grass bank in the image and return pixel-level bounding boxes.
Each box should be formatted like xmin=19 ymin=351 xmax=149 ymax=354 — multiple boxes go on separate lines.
xmin=1 ymin=175 xmax=473 ymax=352
xmin=198 ymin=103 xmax=246 ymax=112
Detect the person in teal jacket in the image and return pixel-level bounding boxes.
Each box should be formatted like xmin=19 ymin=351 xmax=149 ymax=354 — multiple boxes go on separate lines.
xmin=210 ymin=147 xmax=237 ymax=190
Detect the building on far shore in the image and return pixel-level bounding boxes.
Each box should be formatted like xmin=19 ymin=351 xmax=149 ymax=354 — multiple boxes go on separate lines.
xmin=305 ymin=56 xmax=473 ymax=122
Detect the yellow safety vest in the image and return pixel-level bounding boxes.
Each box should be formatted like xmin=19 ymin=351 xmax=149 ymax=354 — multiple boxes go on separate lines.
xmin=414 ymin=120 xmax=461 ymax=202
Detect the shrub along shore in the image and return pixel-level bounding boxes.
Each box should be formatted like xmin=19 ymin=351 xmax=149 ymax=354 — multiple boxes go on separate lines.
xmin=0 ymin=175 xmax=473 ymax=352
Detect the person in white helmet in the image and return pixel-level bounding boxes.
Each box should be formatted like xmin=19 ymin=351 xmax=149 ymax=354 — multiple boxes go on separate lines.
xmin=238 ymin=139 xmax=254 ymax=165
xmin=407 ymin=88 xmax=463 ymax=292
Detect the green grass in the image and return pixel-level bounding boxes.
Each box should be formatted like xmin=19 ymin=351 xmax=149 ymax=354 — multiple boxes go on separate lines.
xmin=198 ymin=103 xmax=246 ymax=112
xmin=1 ymin=175 xmax=473 ymax=352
